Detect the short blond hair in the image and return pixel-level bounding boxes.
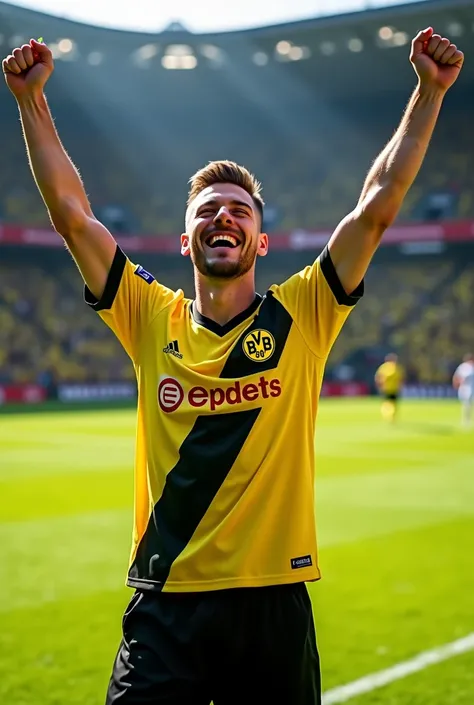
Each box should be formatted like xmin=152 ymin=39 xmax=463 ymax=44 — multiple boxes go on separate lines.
xmin=187 ymin=160 xmax=264 ymax=220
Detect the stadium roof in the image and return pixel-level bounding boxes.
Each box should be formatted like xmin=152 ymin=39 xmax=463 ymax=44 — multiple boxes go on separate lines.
xmin=0 ymin=0 xmax=473 ymax=96
xmin=0 ymin=0 xmax=471 ymax=37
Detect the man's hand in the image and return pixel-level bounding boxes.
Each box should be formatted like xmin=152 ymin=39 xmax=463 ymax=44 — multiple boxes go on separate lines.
xmin=2 ymin=39 xmax=54 ymax=100
xmin=410 ymin=27 xmax=464 ymax=93
xmin=327 ymin=26 xmax=465 ymax=295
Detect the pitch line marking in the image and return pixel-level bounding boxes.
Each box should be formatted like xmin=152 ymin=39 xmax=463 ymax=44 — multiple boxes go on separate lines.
xmin=322 ymin=632 xmax=474 ymax=704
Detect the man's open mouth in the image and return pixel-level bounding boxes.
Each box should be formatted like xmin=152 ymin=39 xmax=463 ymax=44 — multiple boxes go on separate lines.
xmin=205 ymin=233 xmax=241 ymax=249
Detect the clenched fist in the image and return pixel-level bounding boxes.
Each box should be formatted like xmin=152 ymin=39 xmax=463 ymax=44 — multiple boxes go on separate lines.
xmin=410 ymin=27 xmax=464 ymax=93
xmin=2 ymin=39 xmax=54 ymax=99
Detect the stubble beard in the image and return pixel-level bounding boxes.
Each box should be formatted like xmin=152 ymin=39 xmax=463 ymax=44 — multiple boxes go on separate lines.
xmin=191 ymin=239 xmax=257 ymax=280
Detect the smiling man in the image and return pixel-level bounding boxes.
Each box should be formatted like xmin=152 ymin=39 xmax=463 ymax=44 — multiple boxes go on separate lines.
xmin=3 ymin=28 xmax=464 ymax=705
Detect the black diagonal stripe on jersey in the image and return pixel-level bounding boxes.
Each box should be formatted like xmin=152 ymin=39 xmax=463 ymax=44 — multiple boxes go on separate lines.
xmin=220 ymin=291 xmax=293 ymax=378
xmin=128 ymin=408 xmax=260 ymax=589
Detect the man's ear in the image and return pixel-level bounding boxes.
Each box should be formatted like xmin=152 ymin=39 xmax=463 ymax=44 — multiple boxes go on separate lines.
xmin=181 ymin=233 xmax=190 ymax=256
xmin=257 ymin=232 xmax=269 ymax=257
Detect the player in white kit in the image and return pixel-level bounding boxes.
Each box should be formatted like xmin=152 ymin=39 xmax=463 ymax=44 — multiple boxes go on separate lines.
xmin=452 ymin=353 xmax=474 ymax=427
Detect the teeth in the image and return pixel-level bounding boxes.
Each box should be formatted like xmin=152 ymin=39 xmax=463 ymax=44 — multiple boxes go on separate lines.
xmin=209 ymin=234 xmax=238 ymax=247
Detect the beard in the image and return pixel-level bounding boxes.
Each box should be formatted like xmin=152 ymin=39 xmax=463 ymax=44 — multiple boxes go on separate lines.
xmin=191 ymin=237 xmax=258 ymax=280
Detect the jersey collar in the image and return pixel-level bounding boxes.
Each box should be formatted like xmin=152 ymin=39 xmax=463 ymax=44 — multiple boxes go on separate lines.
xmin=190 ymin=294 xmax=263 ymax=337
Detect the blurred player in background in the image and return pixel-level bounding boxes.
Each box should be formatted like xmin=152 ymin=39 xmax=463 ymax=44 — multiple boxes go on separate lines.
xmin=375 ymin=352 xmax=405 ymax=422
xmin=452 ymin=353 xmax=474 ymax=427
xmin=2 ymin=27 xmax=464 ymax=705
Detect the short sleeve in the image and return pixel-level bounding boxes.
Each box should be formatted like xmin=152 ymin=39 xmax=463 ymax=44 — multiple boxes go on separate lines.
xmin=270 ymin=246 xmax=363 ymax=359
xmin=85 ymin=246 xmax=180 ymax=362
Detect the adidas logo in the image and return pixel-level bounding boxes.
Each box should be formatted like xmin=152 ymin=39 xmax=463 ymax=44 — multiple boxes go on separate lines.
xmin=163 ymin=340 xmax=183 ymax=359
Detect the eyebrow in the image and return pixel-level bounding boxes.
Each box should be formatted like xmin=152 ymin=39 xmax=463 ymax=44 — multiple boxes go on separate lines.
xmin=197 ymin=199 xmax=253 ymax=212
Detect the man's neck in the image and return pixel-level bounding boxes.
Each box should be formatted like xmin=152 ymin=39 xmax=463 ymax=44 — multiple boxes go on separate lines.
xmin=194 ymin=273 xmax=257 ymax=327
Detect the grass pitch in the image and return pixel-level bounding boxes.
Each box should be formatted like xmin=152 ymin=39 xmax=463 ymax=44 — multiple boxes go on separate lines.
xmin=0 ymin=398 xmax=473 ymax=704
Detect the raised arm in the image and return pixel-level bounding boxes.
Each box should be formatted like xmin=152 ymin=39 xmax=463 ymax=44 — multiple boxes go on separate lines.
xmin=328 ymin=27 xmax=464 ymax=294
xmin=2 ymin=39 xmax=116 ymax=299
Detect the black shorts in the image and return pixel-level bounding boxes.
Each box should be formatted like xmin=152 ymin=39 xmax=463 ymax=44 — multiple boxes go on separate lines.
xmin=106 ymin=583 xmax=321 ymax=705
xmin=384 ymin=392 xmax=398 ymax=401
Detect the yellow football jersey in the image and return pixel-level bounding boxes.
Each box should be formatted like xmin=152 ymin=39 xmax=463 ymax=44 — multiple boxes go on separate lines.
xmin=86 ymin=245 xmax=363 ymax=592
xmin=375 ymin=362 xmax=404 ymax=394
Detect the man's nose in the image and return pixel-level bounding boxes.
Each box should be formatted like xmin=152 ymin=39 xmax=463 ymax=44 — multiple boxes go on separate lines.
xmin=213 ymin=208 xmax=233 ymax=226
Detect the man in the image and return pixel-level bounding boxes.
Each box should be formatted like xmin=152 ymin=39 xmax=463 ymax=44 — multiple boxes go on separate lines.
xmin=375 ymin=352 xmax=405 ymax=422
xmin=452 ymin=353 xmax=474 ymax=427
xmin=3 ymin=28 xmax=464 ymax=705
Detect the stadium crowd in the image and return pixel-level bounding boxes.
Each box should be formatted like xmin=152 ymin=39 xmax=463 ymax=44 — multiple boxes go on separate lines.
xmin=1 ymin=0 xmax=473 ymax=392
xmin=0 ymin=90 xmax=473 ymax=234
xmin=0 ymin=260 xmax=131 ymax=387
xmin=1 ymin=250 xmax=473 ymax=388
xmin=329 ymin=255 xmax=474 ymax=384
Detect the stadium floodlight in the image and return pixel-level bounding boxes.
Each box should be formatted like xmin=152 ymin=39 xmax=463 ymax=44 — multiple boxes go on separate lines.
xmin=393 ymin=31 xmax=409 ymax=47
xmin=377 ymin=26 xmax=408 ymax=49
xmin=289 ymin=46 xmax=303 ymax=61
xmin=275 ymin=41 xmax=310 ymax=62
xmin=48 ymin=43 xmax=61 ymax=60
xmin=44 ymin=39 xmax=77 ymax=62
xmin=58 ymin=38 xmax=74 ymax=54
xmin=199 ymin=44 xmax=221 ymax=60
xmin=276 ymin=40 xmax=292 ymax=56
xmin=378 ymin=26 xmax=394 ymax=41
xmin=199 ymin=44 xmax=225 ymax=67
xmin=348 ymin=38 xmax=364 ymax=53
xmin=9 ymin=34 xmax=26 ymax=47
xmin=288 ymin=46 xmax=311 ymax=61
xmin=132 ymin=43 xmax=159 ymax=68
xmin=55 ymin=38 xmax=78 ymax=61
xmin=252 ymin=51 xmax=269 ymax=66
xmin=320 ymin=41 xmax=336 ymax=56
xmin=161 ymin=54 xmax=197 ymax=70
xmin=87 ymin=51 xmax=104 ymax=66
xmin=164 ymin=44 xmax=194 ymax=57
xmin=447 ymin=22 xmax=463 ymax=37
xmin=162 ymin=44 xmax=197 ymax=70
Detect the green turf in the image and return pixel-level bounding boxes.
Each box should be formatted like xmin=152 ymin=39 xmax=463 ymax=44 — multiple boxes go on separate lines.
xmin=0 ymin=399 xmax=473 ymax=704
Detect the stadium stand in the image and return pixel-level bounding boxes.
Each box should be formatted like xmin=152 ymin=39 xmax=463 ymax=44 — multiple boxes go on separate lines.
xmin=1 ymin=0 xmax=474 ymax=398
xmin=328 ymin=248 xmax=474 ymax=385
xmin=1 ymin=244 xmax=473 ymax=390
xmin=1 ymin=0 xmax=474 ymax=234
xmin=1 ymin=83 xmax=473 ymax=233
